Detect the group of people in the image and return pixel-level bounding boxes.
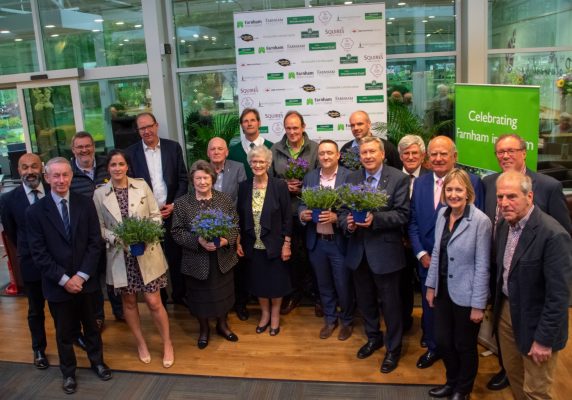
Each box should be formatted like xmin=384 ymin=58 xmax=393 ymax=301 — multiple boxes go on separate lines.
xmin=2 ymin=107 xmax=571 ymax=399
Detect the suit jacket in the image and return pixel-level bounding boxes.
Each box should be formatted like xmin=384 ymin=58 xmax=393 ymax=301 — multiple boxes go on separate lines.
xmin=339 ymin=166 xmax=410 ymax=274
xmin=218 ymin=159 xmax=247 ymax=205
xmin=408 ymin=170 xmax=484 ymax=277
xmin=339 ymin=138 xmax=403 ymax=170
xmin=26 ymin=192 xmax=102 ymax=302
xmin=125 ymin=138 xmax=189 ymax=205
xmin=228 ymin=139 xmax=273 ymax=179
xmin=237 ymin=177 xmax=292 ymax=259
xmin=483 ymin=168 xmax=572 ymax=233
xmin=493 ymin=207 xmax=572 ymax=354
xmin=298 ymin=166 xmax=351 ymax=252
xmin=1 ymin=184 xmax=48 ymax=282
xmin=425 ymin=204 xmax=491 ymax=309
xmin=171 ymin=190 xmax=239 ymax=280
xmin=93 ymin=178 xmax=168 ymax=288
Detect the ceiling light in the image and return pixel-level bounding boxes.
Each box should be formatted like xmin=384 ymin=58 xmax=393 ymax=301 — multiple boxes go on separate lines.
xmin=203 ymin=35 xmax=209 ymax=39
xmin=134 ymin=24 xmax=142 ymax=28
xmin=398 ymin=2 xmax=406 ymax=5
xmin=344 ymin=1 xmax=353 ymax=4
xmin=45 ymin=25 xmax=55 ymax=28
xmin=429 ymin=16 xmax=435 ymax=19
xmin=94 ymin=19 xmax=103 ymax=23
xmin=422 ymin=20 xmax=428 ymax=23
xmin=193 ymin=34 xmax=199 ymax=38
xmin=51 ymin=34 xmax=59 ymax=37
xmin=119 ymin=43 xmax=123 ymax=46
xmin=426 ymin=34 xmax=431 ymax=37
xmin=115 ymin=21 xmax=124 ymax=25
xmin=0 ymin=30 xmax=10 ymax=34
xmin=92 ymin=29 xmax=100 ymax=32
xmin=387 ymin=22 xmax=392 ymax=25
xmin=180 ymin=39 xmax=185 ymax=43
xmin=123 ymin=39 xmax=129 ymax=42
xmin=389 ymin=17 xmax=395 ymax=20
xmin=212 ymin=37 xmax=217 ymax=40
xmin=15 ymin=38 xmax=22 ymax=42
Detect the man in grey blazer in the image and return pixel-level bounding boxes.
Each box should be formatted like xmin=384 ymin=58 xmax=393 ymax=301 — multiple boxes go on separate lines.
xmin=339 ymin=136 xmax=410 ymax=374
xmin=483 ymin=133 xmax=572 ymax=391
xmin=208 ymin=137 xmax=247 ymax=205
xmin=493 ymin=171 xmax=571 ymax=400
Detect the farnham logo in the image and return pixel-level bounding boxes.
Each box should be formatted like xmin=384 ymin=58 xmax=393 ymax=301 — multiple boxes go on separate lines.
xmin=259 ymin=45 xmax=284 ymax=53
xmin=237 ymin=19 xmax=262 ymax=28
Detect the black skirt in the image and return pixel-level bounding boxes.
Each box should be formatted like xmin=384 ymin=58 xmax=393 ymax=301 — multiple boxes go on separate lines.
xmin=247 ymin=249 xmax=292 ymax=298
xmin=185 ymin=252 xmax=235 ymax=318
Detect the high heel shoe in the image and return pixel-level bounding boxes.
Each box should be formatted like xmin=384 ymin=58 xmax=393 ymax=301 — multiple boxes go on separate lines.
xmin=163 ymin=355 xmax=174 ymax=368
xmin=216 ymin=325 xmax=239 ymax=342
xmin=256 ymin=321 xmax=270 ymax=334
xmin=269 ymin=326 xmax=280 ymax=336
xmin=139 ymin=354 xmax=151 ymax=364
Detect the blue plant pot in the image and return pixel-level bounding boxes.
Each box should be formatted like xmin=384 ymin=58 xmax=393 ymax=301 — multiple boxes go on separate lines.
xmin=312 ymin=208 xmax=323 ymax=224
xmin=129 ymin=242 xmax=145 ymax=257
xmin=352 ymin=210 xmax=368 ymax=223
xmin=212 ymin=237 xmax=221 ymax=248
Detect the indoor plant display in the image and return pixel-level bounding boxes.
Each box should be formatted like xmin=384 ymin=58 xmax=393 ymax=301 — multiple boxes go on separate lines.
xmin=300 ymin=186 xmax=341 ymax=223
xmin=190 ymin=208 xmax=236 ymax=247
xmin=337 ymin=183 xmax=389 ymax=223
xmin=112 ymin=216 xmax=165 ymax=256
xmin=340 ymin=146 xmax=362 ymax=171
xmin=284 ymin=157 xmax=310 ymax=180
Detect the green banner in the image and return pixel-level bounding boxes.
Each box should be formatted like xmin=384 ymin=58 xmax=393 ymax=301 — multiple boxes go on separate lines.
xmin=455 ymin=84 xmax=540 ymax=172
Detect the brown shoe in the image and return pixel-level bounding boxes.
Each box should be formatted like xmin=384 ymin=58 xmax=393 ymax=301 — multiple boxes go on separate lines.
xmin=319 ymin=322 xmax=338 ymax=339
xmin=338 ymin=325 xmax=353 ymax=341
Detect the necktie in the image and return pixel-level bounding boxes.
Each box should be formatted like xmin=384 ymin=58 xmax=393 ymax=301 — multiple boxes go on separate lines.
xmin=434 ymin=178 xmax=443 ymax=209
xmin=366 ymin=175 xmax=375 ymax=187
xmin=249 ymin=142 xmax=255 ymax=149
xmin=31 ymin=189 xmax=40 ymax=204
xmin=61 ymin=199 xmax=71 ymax=240
xmin=409 ymin=174 xmax=415 ymax=199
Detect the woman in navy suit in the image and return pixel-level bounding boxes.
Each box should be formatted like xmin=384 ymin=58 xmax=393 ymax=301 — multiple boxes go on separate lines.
xmin=425 ymin=168 xmax=492 ymax=400
xmin=237 ymin=145 xmax=292 ymax=336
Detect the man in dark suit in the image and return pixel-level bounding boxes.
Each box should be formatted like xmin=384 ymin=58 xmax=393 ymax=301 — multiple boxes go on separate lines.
xmin=26 ymin=157 xmax=111 ymax=394
xmin=299 ymin=140 xmax=354 ymax=341
xmin=1 ymin=153 xmax=50 ymax=369
xmin=339 ymin=136 xmax=409 ymax=374
xmin=482 ymin=133 xmax=572 ymax=391
xmin=125 ymin=112 xmax=189 ymax=305
xmin=339 ymin=110 xmax=402 ymax=170
xmin=409 ymin=135 xmax=484 ymax=370
xmin=397 ymin=134 xmax=429 ymax=332
xmin=207 ymin=136 xmax=249 ymax=320
xmin=493 ymin=171 xmax=571 ymax=400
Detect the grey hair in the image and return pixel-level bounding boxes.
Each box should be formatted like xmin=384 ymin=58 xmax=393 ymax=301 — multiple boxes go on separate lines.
xmin=398 ymin=134 xmax=426 ymax=154
xmin=497 ymin=170 xmax=533 ymax=195
xmin=45 ymin=157 xmax=71 ymax=174
xmin=247 ymin=145 xmax=272 ymax=165
xmin=359 ymin=136 xmax=384 ymax=152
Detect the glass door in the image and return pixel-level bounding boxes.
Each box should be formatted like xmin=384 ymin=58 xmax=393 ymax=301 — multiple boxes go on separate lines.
xmin=17 ymin=79 xmax=84 ymax=162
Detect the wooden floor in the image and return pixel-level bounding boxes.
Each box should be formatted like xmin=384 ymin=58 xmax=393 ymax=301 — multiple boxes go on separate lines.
xmin=1 ymin=296 xmax=571 ymax=399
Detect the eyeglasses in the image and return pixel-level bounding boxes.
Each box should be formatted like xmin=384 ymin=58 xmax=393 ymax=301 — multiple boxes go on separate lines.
xmin=495 ymin=148 xmax=523 ymax=157
xmin=137 ymin=123 xmax=157 ymax=133
xmin=250 ymin=160 xmax=267 ymax=166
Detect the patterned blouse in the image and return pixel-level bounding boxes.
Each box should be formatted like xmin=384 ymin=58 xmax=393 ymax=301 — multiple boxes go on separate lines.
xmin=252 ymin=188 xmax=266 ymax=250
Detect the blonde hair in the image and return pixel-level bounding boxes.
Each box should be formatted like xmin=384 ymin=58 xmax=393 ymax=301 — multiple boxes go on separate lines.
xmin=440 ymin=168 xmax=475 ymax=205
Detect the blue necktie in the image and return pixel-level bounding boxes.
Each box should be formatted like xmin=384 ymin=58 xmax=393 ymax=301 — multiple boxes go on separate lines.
xmin=31 ymin=189 xmax=40 ymax=204
xmin=61 ymin=199 xmax=71 ymax=240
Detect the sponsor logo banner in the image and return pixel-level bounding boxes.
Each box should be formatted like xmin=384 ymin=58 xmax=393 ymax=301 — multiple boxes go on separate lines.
xmin=357 ymin=95 xmax=384 ymax=103
xmin=365 ymin=12 xmax=383 ymax=20
xmin=365 ymin=81 xmax=384 ymax=90
xmin=287 ymin=16 xmax=315 ymax=24
xmin=340 ymin=54 xmax=359 ymax=64
xmin=317 ymin=124 xmax=334 ymax=132
xmin=267 ymin=72 xmax=284 ymax=80
xmin=285 ymin=99 xmax=303 ymax=106
xmin=339 ymin=68 xmax=366 ymax=77
xmin=301 ymin=29 xmax=319 ymax=38
xmin=238 ymin=48 xmax=255 ymax=55
xmin=309 ymin=42 xmax=336 ymax=51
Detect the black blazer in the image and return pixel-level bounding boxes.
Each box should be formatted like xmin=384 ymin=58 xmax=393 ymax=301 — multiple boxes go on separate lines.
xmin=26 ymin=192 xmax=102 ymax=302
xmin=1 ymin=184 xmax=48 ymax=282
xmin=237 ymin=177 xmax=292 ymax=259
xmin=125 ymin=138 xmax=189 ymax=205
xmin=493 ymin=207 xmax=572 ymax=354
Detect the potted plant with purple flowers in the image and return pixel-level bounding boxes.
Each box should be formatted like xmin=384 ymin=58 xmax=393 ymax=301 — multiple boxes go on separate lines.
xmin=112 ymin=216 xmax=165 ymax=256
xmin=300 ymin=186 xmax=341 ymax=223
xmin=284 ymin=157 xmax=310 ymax=180
xmin=190 ymin=208 xmax=236 ymax=248
xmin=340 ymin=146 xmax=362 ymax=171
xmin=337 ymin=183 xmax=389 ymax=223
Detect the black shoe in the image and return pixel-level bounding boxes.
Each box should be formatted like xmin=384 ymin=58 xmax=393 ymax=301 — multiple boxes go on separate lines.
xmin=428 ymin=385 xmax=454 ymax=398
xmin=34 ymin=350 xmax=49 ymax=369
xmin=256 ymin=321 xmax=270 ymax=334
xmin=92 ymin=363 xmax=112 ymax=381
xmin=216 ymin=325 xmax=239 ymax=342
xmin=314 ymin=302 xmax=324 ymax=318
xmin=74 ymin=336 xmax=87 ymax=351
xmin=62 ymin=376 xmax=77 ymax=394
xmin=451 ymin=393 xmax=470 ymax=400
xmin=380 ymin=351 xmax=400 ymax=373
xmin=234 ymin=305 xmax=249 ymax=321
xmin=280 ymin=295 xmax=301 ymax=315
xmin=416 ymin=350 xmax=440 ymax=369
xmin=357 ymin=338 xmax=383 ymax=359
xmin=487 ymin=369 xmax=510 ymax=391
xmin=269 ymin=326 xmax=280 ymax=336
xmin=198 ymin=331 xmax=209 ymax=349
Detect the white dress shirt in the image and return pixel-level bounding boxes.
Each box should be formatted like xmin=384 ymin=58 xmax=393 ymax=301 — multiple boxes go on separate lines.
xmin=143 ymin=140 xmax=168 ymax=208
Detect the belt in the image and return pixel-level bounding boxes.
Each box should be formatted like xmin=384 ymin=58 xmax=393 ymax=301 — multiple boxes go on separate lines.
xmin=316 ymin=233 xmax=335 ymax=241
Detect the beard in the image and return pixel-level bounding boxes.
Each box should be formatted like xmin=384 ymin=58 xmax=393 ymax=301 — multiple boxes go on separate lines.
xmin=22 ymin=173 xmax=41 ymax=189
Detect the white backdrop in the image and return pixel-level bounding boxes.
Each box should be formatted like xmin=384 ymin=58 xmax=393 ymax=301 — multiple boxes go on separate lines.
xmin=234 ymin=3 xmax=387 ymax=145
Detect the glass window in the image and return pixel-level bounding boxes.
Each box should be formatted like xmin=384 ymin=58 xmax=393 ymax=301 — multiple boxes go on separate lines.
xmin=38 ymin=0 xmax=146 ymax=70
xmin=80 ymin=77 xmax=151 ymax=152
xmin=0 ymin=1 xmax=39 ymax=74
xmin=0 ymin=88 xmax=24 ymax=178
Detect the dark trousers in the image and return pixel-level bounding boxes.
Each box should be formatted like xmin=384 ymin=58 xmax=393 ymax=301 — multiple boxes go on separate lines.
xmin=288 ymin=218 xmax=318 ymax=301
xmin=400 ymin=246 xmax=418 ymax=329
xmin=353 ymin=260 xmax=403 ymax=353
xmin=434 ymin=287 xmax=481 ymax=395
xmin=308 ymin=238 xmax=354 ymax=326
xmin=233 ymin=258 xmax=249 ymax=307
xmin=48 ymin=291 xmax=104 ymax=378
xmin=163 ymin=223 xmax=184 ymax=303
xmin=23 ymin=280 xmax=47 ymax=353
xmin=419 ymin=266 xmax=437 ymax=352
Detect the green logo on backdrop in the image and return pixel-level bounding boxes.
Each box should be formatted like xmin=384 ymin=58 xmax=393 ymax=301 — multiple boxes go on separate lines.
xmin=337 ymin=123 xmax=345 ymax=131
xmin=339 ymin=68 xmax=366 ymax=77
xmin=288 ymin=72 xmax=296 ymax=79
xmin=309 ymin=42 xmax=336 ymax=51
xmin=365 ymin=12 xmax=383 ymax=20
xmin=259 ymin=126 xmax=269 ymax=134
xmin=237 ymin=21 xmax=244 ymax=28
xmin=238 ymin=48 xmax=255 ymax=55
xmin=340 ymin=54 xmax=358 ymax=64
xmin=285 ymin=99 xmax=302 ymax=106
xmin=317 ymin=125 xmax=333 ymax=132
xmin=301 ymin=29 xmax=319 ymax=39
xmin=306 ymin=98 xmax=314 ymax=105
xmin=258 ymin=47 xmax=265 ymax=54
xmin=267 ymin=73 xmax=284 ymax=80
xmin=357 ymin=95 xmax=384 ymax=103
xmin=287 ymin=16 xmax=314 ymax=24
xmin=365 ymin=81 xmax=384 ymax=90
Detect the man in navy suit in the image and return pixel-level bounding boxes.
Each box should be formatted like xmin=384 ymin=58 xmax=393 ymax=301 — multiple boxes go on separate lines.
xmin=482 ymin=133 xmax=571 ymax=391
xmin=1 ymin=153 xmax=50 ymax=369
xmin=409 ymin=135 xmax=484 ymax=370
xmin=125 ymin=112 xmax=189 ymax=305
xmin=26 ymin=158 xmax=111 ymax=394
xmin=339 ymin=136 xmax=410 ymax=374
xmin=299 ymin=140 xmax=354 ymax=341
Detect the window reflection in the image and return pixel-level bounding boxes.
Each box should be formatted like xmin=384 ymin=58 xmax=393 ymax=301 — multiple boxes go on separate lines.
xmin=0 ymin=1 xmax=38 ymax=74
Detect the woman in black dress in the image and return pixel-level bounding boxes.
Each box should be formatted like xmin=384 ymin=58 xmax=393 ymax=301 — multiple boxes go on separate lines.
xmin=171 ymin=160 xmax=239 ymax=349
xmin=237 ymin=145 xmax=292 ymax=336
